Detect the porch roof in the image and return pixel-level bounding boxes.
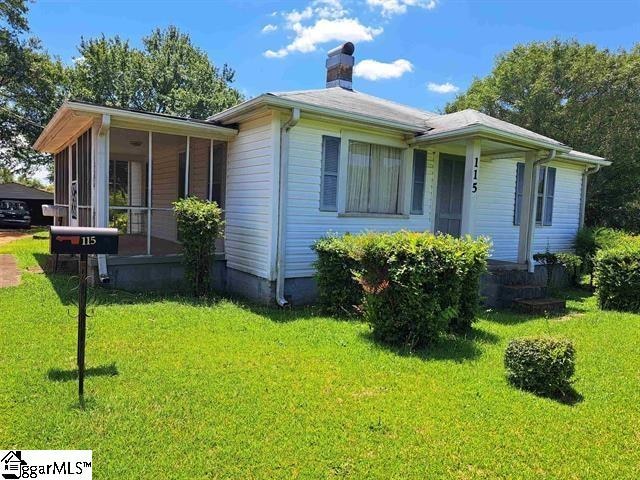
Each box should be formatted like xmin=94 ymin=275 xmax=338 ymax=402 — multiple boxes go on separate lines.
xmin=34 ymin=101 xmax=239 ymax=154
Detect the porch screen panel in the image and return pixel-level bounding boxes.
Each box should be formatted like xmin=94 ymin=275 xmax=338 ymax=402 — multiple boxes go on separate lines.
xmin=151 ymin=133 xmax=187 ymax=245
xmin=188 ymin=137 xmax=210 ymax=199
xmin=209 ymin=142 xmax=226 ymax=208
xmin=77 ymin=129 xmax=92 ymax=226
xmin=54 ymin=149 xmax=69 ymax=205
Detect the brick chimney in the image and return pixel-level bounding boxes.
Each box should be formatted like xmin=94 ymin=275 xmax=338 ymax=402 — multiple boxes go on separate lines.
xmin=326 ymin=42 xmax=354 ymax=90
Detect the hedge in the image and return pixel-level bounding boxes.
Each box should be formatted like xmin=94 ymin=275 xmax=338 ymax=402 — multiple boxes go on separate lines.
xmin=575 ymin=227 xmax=631 ymax=279
xmin=504 ymin=336 xmax=576 ymax=396
xmin=595 ymin=239 xmax=640 ymax=312
xmin=312 ymin=233 xmax=364 ymax=316
xmin=313 ymin=231 xmax=490 ymax=347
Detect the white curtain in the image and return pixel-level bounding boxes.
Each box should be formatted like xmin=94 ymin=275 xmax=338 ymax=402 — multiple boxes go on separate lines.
xmin=347 ymin=142 xmax=370 ymax=212
xmin=368 ymin=144 xmax=401 ymax=213
xmin=347 ymin=141 xmax=401 ymax=214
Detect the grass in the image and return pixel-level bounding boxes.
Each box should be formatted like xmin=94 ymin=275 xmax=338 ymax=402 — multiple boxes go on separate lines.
xmin=1 ymin=236 xmax=639 ymax=479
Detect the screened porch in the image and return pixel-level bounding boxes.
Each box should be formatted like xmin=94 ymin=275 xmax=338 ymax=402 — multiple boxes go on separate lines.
xmin=48 ymin=105 xmax=232 ymax=258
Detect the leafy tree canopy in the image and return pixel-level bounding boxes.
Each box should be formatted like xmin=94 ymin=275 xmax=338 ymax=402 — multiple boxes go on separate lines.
xmin=70 ymin=26 xmax=243 ymax=119
xmin=446 ymin=40 xmax=640 ymax=231
xmin=0 ymin=0 xmax=67 ymax=176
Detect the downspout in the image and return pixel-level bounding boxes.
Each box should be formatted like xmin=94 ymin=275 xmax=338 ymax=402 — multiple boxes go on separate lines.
xmin=97 ymin=114 xmax=111 ymax=284
xmin=275 ymin=108 xmax=300 ymax=306
xmin=579 ymin=164 xmax=601 ymax=228
xmin=526 ymin=149 xmax=556 ymax=272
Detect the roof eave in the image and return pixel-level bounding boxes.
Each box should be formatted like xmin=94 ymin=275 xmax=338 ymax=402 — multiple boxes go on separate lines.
xmin=409 ymin=124 xmax=570 ymax=153
xmin=35 ymin=101 xmax=239 ymax=153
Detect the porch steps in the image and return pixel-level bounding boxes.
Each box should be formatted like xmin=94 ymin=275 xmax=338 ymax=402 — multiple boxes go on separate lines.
xmin=500 ymin=284 xmax=546 ymax=303
xmin=512 ymin=297 xmax=567 ymax=314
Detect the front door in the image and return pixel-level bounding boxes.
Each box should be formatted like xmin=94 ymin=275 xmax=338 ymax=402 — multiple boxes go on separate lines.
xmin=435 ymin=154 xmax=465 ymax=236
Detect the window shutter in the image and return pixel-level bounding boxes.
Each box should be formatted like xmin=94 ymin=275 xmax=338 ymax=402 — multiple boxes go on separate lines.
xmin=320 ymin=136 xmax=340 ymax=211
xmin=514 ymin=162 xmax=525 ymax=225
xmin=411 ymin=150 xmax=427 ymax=214
xmin=543 ymin=166 xmax=556 ymax=225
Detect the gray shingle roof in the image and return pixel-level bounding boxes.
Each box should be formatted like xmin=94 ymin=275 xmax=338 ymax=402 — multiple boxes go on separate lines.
xmin=0 ymin=182 xmax=52 ymax=200
xmin=421 ymin=109 xmax=566 ymax=147
xmin=268 ymin=87 xmax=437 ymax=129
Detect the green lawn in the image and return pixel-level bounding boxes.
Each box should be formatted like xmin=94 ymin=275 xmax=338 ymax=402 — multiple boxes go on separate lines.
xmin=1 ymin=236 xmax=639 ymax=479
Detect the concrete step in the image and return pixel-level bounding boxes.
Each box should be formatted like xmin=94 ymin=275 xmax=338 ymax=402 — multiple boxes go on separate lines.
xmin=499 ymin=284 xmax=546 ymax=302
xmin=513 ymin=297 xmax=566 ymax=314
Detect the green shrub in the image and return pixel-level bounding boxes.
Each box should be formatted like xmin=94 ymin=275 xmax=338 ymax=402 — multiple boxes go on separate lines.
xmin=556 ymin=252 xmax=582 ymax=286
xmin=575 ymin=227 xmax=630 ymax=281
xmin=313 ymin=231 xmax=489 ymax=346
xmin=505 ymin=336 xmax=576 ymax=396
xmin=312 ymin=233 xmax=364 ymax=316
xmin=595 ymin=240 xmax=640 ymax=312
xmin=532 ymin=250 xmax=583 ymax=287
xmin=173 ymin=197 xmax=224 ymax=296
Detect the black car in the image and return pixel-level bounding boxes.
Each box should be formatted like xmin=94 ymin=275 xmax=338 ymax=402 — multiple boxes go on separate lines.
xmin=0 ymin=200 xmax=31 ymax=228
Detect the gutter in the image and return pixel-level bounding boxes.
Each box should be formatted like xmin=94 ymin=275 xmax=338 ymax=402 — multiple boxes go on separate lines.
xmin=275 ymin=108 xmax=300 ymax=307
xmin=579 ymin=164 xmax=601 ymax=228
xmin=525 ymin=149 xmax=556 ymax=273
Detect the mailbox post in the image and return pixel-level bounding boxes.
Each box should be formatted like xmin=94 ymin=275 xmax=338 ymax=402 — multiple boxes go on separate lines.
xmin=50 ymin=226 xmax=119 ymax=401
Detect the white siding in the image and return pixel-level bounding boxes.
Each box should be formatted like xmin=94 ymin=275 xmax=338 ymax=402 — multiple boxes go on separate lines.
xmin=475 ymin=158 xmax=584 ymax=261
xmin=284 ymin=119 xmax=436 ymax=278
xmin=224 ymin=113 xmax=276 ymax=279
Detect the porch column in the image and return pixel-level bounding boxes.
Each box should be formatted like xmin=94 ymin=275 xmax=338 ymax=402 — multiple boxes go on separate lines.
xmin=517 ymin=150 xmax=538 ymax=264
xmin=460 ymin=138 xmax=481 ymax=236
xmin=94 ymin=114 xmax=110 ymax=228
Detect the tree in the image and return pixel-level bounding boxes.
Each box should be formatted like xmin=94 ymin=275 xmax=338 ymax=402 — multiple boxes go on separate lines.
xmin=70 ymin=26 xmax=242 ymax=119
xmin=446 ymin=40 xmax=640 ymax=231
xmin=0 ymin=0 xmax=68 ymax=176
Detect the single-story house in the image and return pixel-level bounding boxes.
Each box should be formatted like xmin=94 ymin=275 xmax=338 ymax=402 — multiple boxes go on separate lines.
xmin=0 ymin=182 xmax=53 ymax=225
xmin=34 ymin=42 xmax=609 ymax=304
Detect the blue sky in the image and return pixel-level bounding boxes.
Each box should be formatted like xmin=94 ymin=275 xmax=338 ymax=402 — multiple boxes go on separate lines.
xmin=28 ymin=0 xmax=640 ymax=113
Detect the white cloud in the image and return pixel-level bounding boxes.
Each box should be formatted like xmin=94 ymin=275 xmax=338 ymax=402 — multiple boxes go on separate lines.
xmin=366 ymin=0 xmax=437 ymax=17
xmin=427 ymin=81 xmax=459 ymax=94
xmin=263 ymin=0 xmax=383 ymax=58
xmin=354 ymin=58 xmax=413 ymax=80
xmin=264 ymin=18 xmax=383 ymax=58
xmin=261 ymin=24 xmax=278 ymax=34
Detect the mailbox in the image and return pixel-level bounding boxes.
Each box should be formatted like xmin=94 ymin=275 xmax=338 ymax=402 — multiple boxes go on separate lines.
xmin=50 ymin=226 xmax=119 ymax=255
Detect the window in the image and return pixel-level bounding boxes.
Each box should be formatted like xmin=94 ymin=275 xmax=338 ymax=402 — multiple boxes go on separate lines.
xmin=411 ymin=150 xmax=427 ymax=214
xmin=514 ymin=162 xmax=556 ymax=226
xmin=320 ymin=136 xmax=340 ymax=211
xmin=346 ymin=141 xmax=402 ymax=214
xmin=178 ymin=151 xmax=187 ymax=199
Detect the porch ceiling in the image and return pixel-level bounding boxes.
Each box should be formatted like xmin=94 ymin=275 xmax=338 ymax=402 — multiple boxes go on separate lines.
xmin=422 ymin=137 xmax=532 ymax=158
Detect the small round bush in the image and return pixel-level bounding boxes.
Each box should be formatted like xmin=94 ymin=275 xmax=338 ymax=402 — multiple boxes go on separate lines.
xmin=504 ymin=336 xmax=575 ymax=396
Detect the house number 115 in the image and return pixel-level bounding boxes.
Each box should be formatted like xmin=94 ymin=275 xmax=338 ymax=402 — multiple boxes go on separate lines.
xmin=472 ymin=157 xmax=479 ymax=193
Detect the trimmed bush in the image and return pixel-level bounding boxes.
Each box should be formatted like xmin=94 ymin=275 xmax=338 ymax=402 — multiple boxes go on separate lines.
xmin=173 ymin=197 xmax=224 ymax=296
xmin=312 ymin=233 xmax=364 ymax=316
xmin=595 ymin=240 xmax=640 ymax=312
xmin=313 ymin=231 xmax=489 ymax=346
xmin=505 ymin=336 xmax=575 ymax=396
